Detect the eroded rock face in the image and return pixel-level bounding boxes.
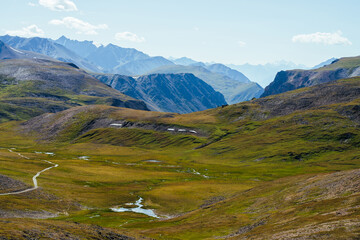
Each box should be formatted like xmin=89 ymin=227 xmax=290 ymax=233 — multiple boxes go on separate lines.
xmin=94 ymin=73 xmax=227 ymax=113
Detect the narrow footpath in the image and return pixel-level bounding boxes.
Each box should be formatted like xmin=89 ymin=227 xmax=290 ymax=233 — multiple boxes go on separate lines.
xmin=0 ymin=150 xmax=58 ymax=196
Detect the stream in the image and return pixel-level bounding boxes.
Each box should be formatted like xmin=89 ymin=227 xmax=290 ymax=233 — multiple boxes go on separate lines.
xmin=110 ymin=197 xmax=159 ymax=218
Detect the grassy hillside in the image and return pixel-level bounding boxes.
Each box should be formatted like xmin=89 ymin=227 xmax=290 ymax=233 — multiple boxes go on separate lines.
xmin=0 ymin=78 xmax=359 ymax=239
xmin=0 ymin=59 xmax=148 ymax=122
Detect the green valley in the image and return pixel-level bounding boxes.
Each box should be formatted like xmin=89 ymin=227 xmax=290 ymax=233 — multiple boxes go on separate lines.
xmin=0 ymin=77 xmax=359 ymax=239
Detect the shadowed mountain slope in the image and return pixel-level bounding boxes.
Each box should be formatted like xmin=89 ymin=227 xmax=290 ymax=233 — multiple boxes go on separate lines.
xmin=94 ymin=73 xmax=227 ymax=113
xmin=147 ymin=64 xmax=263 ymax=104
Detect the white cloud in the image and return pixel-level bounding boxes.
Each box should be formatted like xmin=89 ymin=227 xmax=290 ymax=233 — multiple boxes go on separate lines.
xmin=6 ymin=25 xmax=45 ymax=37
xmin=49 ymin=17 xmax=108 ymax=35
xmin=28 ymin=2 xmax=36 ymax=7
xmin=292 ymin=31 xmax=352 ymax=45
xmin=115 ymin=32 xmax=145 ymax=43
xmin=238 ymin=41 xmax=246 ymax=47
xmin=38 ymin=0 xmax=77 ymax=11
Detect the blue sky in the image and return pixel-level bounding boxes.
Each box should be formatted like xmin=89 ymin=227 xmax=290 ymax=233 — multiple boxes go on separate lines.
xmin=2 ymin=0 xmax=360 ymax=66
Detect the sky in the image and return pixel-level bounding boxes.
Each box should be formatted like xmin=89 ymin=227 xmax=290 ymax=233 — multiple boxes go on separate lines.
xmin=2 ymin=0 xmax=360 ymax=66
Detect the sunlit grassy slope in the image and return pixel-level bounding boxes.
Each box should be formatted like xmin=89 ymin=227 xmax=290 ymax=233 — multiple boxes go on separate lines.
xmin=0 ymin=59 xmax=148 ymax=122
xmin=0 ymin=77 xmax=359 ymax=239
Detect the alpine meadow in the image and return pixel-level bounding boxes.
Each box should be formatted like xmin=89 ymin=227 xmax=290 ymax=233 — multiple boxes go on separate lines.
xmin=0 ymin=1 xmax=360 ymax=239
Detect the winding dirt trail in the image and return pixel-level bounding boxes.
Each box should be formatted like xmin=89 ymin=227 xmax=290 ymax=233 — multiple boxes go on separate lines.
xmin=0 ymin=150 xmax=58 ymax=196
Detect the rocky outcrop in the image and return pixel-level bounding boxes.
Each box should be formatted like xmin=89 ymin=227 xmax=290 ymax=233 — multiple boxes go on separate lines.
xmin=94 ymin=73 xmax=227 ymax=113
xmin=0 ymin=174 xmax=30 ymax=193
xmin=261 ymin=56 xmax=360 ymax=97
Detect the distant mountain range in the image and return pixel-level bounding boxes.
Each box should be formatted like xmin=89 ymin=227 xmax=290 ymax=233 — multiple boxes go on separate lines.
xmin=0 ymin=35 xmax=264 ymax=105
xmin=53 ymin=36 xmax=172 ymax=74
xmin=2 ymin=34 xmax=350 ymax=113
xmin=0 ymin=40 xmax=52 ymax=61
xmin=94 ymin=73 xmax=227 ymax=113
xmin=261 ymin=56 xmax=360 ymax=97
xmin=168 ymin=57 xmax=309 ymax=88
xmin=0 ymin=35 xmax=101 ymax=73
xmin=0 ymin=40 xmax=227 ymax=116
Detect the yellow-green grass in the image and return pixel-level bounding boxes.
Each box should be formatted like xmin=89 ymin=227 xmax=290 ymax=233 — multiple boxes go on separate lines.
xmin=143 ymin=180 xmax=255 ymax=214
xmin=131 ymin=169 xmax=360 ymax=239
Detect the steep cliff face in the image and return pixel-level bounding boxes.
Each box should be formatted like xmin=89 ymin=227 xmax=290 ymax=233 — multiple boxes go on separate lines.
xmin=261 ymin=56 xmax=360 ymax=97
xmin=94 ymin=73 xmax=227 ymax=113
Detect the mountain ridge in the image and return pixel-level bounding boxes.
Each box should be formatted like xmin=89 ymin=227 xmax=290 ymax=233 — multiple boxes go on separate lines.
xmin=0 ymin=35 xmax=101 ymax=73
xmin=261 ymin=55 xmax=360 ymax=97
xmin=0 ymin=35 xmax=263 ymax=106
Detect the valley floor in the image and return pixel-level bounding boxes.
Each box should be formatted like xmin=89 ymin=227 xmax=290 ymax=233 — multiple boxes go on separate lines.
xmin=0 ymin=78 xmax=360 ymax=239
